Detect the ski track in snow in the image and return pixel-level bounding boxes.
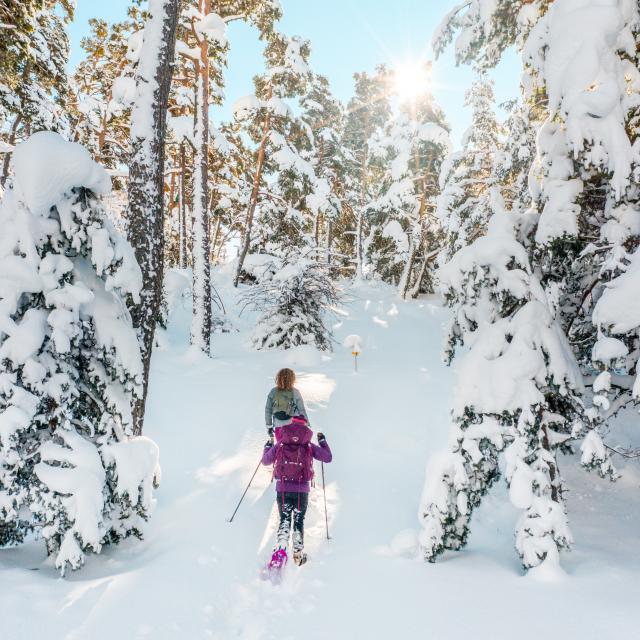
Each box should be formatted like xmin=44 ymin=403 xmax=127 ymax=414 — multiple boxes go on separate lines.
xmin=1 ymin=279 xmax=639 ymax=639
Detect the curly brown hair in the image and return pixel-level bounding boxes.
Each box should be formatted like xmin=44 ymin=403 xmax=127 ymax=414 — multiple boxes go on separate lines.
xmin=275 ymin=368 xmax=296 ymax=390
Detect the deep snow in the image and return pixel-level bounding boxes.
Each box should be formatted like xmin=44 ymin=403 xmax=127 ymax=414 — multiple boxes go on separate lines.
xmin=1 ymin=275 xmax=639 ymax=639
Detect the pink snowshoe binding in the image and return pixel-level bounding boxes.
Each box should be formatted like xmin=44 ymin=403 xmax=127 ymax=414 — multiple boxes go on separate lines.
xmin=263 ymin=548 xmax=288 ymax=583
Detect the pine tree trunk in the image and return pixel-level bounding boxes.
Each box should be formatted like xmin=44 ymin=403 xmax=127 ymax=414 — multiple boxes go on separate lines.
xmin=410 ymin=246 xmax=439 ymax=299
xmin=356 ymin=181 xmax=365 ymax=279
xmin=127 ymin=0 xmax=179 ymax=435
xmin=314 ymin=212 xmax=321 ymax=255
xmin=179 ymin=141 xmax=188 ymax=269
xmin=190 ymin=1 xmax=212 ymax=354
xmin=355 ymin=115 xmax=370 ymax=280
xmin=326 ymin=219 xmax=333 ymax=265
xmin=409 ymin=251 xmax=429 ymax=299
xmin=399 ymin=232 xmax=416 ymax=299
xmin=211 ymin=214 xmax=221 ymax=265
xmin=542 ymin=424 xmax=560 ymax=502
xmin=0 ymin=113 xmax=22 ymax=188
xmin=402 ymin=174 xmax=430 ymax=299
xmin=234 ymin=86 xmax=272 ymax=287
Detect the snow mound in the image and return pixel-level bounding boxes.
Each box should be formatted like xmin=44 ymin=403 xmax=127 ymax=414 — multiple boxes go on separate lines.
xmin=12 ymin=132 xmax=111 ymax=214
xmin=526 ymin=557 xmax=568 ymax=583
xmin=390 ymin=528 xmax=419 ymax=558
xmin=283 ymin=344 xmax=323 ymax=368
xmin=343 ymin=334 xmax=363 ymax=352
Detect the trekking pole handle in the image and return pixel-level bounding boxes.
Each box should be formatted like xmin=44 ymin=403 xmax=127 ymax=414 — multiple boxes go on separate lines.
xmin=228 ymin=458 xmax=262 ymax=523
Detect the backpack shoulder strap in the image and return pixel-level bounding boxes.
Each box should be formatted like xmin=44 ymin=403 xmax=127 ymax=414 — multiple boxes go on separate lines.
xmin=306 ymin=442 xmax=314 ymax=478
xmin=272 ymin=442 xmax=284 ymax=482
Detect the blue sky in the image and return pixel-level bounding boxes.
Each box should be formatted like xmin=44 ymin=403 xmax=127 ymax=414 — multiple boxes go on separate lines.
xmin=68 ymin=0 xmax=521 ymax=146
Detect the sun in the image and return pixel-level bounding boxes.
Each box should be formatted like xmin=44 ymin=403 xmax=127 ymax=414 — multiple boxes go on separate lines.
xmin=392 ymin=60 xmax=432 ymax=103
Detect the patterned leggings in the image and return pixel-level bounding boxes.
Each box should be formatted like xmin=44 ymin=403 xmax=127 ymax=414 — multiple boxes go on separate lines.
xmin=276 ymin=492 xmax=309 ymax=552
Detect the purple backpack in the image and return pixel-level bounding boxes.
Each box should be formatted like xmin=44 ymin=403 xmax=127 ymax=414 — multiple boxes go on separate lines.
xmin=273 ymin=419 xmax=314 ymax=483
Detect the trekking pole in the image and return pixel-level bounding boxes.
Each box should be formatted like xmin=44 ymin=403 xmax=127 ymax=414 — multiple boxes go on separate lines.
xmin=321 ymin=462 xmax=331 ymax=540
xmin=227 ymin=458 xmax=262 ymax=523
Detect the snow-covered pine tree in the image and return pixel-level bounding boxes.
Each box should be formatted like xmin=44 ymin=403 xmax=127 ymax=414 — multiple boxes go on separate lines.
xmin=494 ymin=99 xmax=537 ymax=217
xmin=249 ymin=55 xmax=319 ymax=258
xmin=69 ymin=12 xmax=144 ymax=178
xmin=521 ymin=0 xmax=640 ymax=472
xmin=165 ymin=12 xmax=200 ymax=272
xmin=233 ymin=31 xmax=313 ymax=284
xmin=0 ymin=132 xmax=159 ymax=573
xmin=300 ymin=74 xmax=345 ymax=263
xmin=251 ymin=154 xmax=315 ymax=258
xmin=240 ymin=254 xmax=339 ymax=351
xmin=421 ymin=0 xmax=640 ymax=571
xmin=0 ymin=0 xmax=74 ymax=187
xmin=208 ymin=124 xmax=252 ymax=267
xmin=175 ymin=0 xmax=229 ymax=354
xmin=420 ymin=213 xmax=579 ymax=570
xmin=342 ymin=67 xmax=392 ymax=279
xmin=436 ymin=74 xmax=501 ymax=261
xmin=127 ymin=0 xmax=179 ymax=432
xmin=366 ymin=67 xmax=450 ymax=296
xmin=431 ymin=0 xmax=525 ymax=71
xmin=166 ymin=0 xmax=281 ymax=342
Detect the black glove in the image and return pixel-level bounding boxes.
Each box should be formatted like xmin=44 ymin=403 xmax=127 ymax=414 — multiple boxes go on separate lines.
xmin=317 ymin=432 xmax=326 ymax=444
xmin=264 ymin=439 xmax=273 ymax=449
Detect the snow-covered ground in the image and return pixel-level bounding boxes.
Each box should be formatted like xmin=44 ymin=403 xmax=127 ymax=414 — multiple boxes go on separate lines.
xmin=1 ymin=274 xmax=639 ymax=639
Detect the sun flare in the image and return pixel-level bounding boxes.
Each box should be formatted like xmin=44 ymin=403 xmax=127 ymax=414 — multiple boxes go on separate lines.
xmin=393 ymin=61 xmax=432 ymax=103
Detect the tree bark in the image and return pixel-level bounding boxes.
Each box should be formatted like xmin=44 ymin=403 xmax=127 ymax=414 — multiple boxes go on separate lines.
xmin=211 ymin=214 xmax=221 ymax=264
xmin=401 ymin=159 xmax=431 ymax=298
xmin=355 ymin=113 xmax=370 ymax=280
xmin=409 ymin=250 xmax=429 ymax=299
xmin=0 ymin=113 xmax=22 ymax=188
xmin=234 ymin=85 xmax=272 ymax=287
xmin=179 ymin=141 xmax=188 ymax=268
xmin=128 ymin=0 xmax=179 ymax=435
xmin=356 ymin=152 xmax=367 ymax=279
xmin=190 ymin=0 xmax=212 ymax=354
xmin=399 ymin=231 xmax=417 ymax=299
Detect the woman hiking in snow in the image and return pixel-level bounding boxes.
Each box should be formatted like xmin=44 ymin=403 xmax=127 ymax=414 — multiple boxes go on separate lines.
xmin=262 ymin=415 xmax=332 ymax=568
xmin=265 ymin=368 xmax=309 ymax=434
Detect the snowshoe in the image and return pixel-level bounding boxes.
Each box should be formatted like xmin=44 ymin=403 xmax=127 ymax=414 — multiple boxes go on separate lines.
xmin=293 ymin=551 xmax=307 ymax=566
xmin=261 ymin=548 xmax=288 ymax=584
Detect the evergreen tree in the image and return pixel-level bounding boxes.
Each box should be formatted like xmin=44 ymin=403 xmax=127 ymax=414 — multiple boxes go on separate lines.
xmin=233 ymin=32 xmax=313 ymax=284
xmin=127 ymin=0 xmax=179 ymax=433
xmin=69 ymin=13 xmax=143 ymax=175
xmin=170 ymin=0 xmax=282 ymax=323
xmin=175 ymin=0 xmax=229 ymax=354
xmin=240 ymin=255 xmax=339 ymax=351
xmin=420 ymin=213 xmax=577 ymax=569
xmin=300 ymin=75 xmax=345 ymax=262
xmin=421 ymin=0 xmax=640 ymax=570
xmin=522 ymin=0 xmax=640 ymax=462
xmin=367 ymin=68 xmax=450 ymax=296
xmin=0 ymin=0 xmax=74 ymax=186
xmin=436 ymin=75 xmax=501 ymax=261
xmin=208 ymin=124 xmax=252 ymax=267
xmin=0 ymin=132 xmax=159 ymax=573
xmin=432 ymin=0 xmax=526 ymax=70
xmin=494 ymin=99 xmax=537 ymax=216
xmin=342 ymin=67 xmax=392 ymax=279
